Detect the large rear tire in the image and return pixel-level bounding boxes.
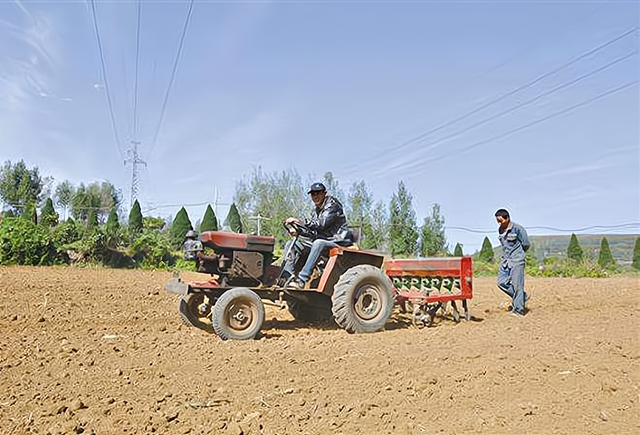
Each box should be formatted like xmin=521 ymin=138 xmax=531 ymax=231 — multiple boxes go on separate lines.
xmin=331 ymin=264 xmax=395 ymax=333
xmin=179 ymin=294 xmax=214 ymax=333
xmin=212 ymin=288 xmax=265 ymax=340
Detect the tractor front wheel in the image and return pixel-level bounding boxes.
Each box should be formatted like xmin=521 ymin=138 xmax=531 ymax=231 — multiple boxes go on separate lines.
xmin=212 ymin=288 xmax=265 ymax=340
xmin=332 ymin=264 xmax=395 ymax=334
xmin=179 ymin=294 xmax=214 ymax=333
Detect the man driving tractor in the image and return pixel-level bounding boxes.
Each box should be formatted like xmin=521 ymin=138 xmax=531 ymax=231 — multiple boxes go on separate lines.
xmin=283 ymin=182 xmax=353 ymax=289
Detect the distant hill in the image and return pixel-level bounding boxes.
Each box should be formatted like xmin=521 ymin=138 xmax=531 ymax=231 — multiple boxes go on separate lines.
xmin=490 ymin=234 xmax=639 ymax=264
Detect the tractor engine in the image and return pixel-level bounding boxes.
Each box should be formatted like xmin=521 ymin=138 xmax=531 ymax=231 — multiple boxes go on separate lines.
xmin=191 ymin=231 xmax=278 ymax=287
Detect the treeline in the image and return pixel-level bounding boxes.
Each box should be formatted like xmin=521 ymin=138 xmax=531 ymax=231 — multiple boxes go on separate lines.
xmin=0 ymin=162 xmax=454 ymax=269
xmin=474 ymin=233 xmax=640 ymax=277
xmin=1 ymin=160 xmax=639 ymax=276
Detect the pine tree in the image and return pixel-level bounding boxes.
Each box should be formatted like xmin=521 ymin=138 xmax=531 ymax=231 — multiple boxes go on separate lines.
xmin=224 ymin=203 xmax=243 ymax=233
xmin=87 ymin=209 xmax=99 ymax=229
xmin=128 ymin=200 xmax=143 ymax=236
xmin=479 ymin=237 xmax=494 ymax=262
xmin=454 ymin=243 xmax=463 ymax=257
xmin=40 ymin=197 xmax=58 ymax=227
xmin=106 ymin=206 xmax=119 ymax=233
xmin=25 ymin=201 xmax=37 ymax=224
xmin=419 ymin=203 xmax=446 ymax=257
xmin=170 ymin=207 xmax=193 ymax=247
xmin=567 ymin=233 xmax=583 ymax=262
xmin=632 ymin=237 xmax=640 ymax=270
xmin=597 ymin=237 xmax=615 ymax=268
xmin=388 ymin=181 xmax=418 ymax=257
xmin=200 ymin=205 xmax=218 ymax=232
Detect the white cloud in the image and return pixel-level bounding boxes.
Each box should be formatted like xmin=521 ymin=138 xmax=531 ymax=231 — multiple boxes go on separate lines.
xmin=522 ymin=163 xmax=614 ymax=182
xmin=0 ymin=10 xmax=65 ymax=154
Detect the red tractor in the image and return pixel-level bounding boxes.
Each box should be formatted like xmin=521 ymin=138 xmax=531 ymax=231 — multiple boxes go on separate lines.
xmin=165 ymin=223 xmax=396 ymax=340
xmin=166 ymin=224 xmax=474 ymax=340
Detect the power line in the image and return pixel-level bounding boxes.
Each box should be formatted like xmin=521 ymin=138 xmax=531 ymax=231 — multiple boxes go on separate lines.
xmin=404 ymin=50 xmax=637 ymax=159
xmin=133 ymin=0 xmax=142 ymax=139
xmin=353 ymin=26 xmax=638 ymax=171
xmin=417 ymin=79 xmax=639 ymax=166
xmin=149 ymin=0 xmax=195 ymax=155
xmin=447 ymin=222 xmax=640 ymax=235
xmin=142 ymin=200 xmax=232 ymax=214
xmin=89 ymin=0 xmax=126 ymax=164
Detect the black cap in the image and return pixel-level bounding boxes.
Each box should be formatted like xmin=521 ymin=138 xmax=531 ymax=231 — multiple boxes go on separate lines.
xmin=307 ymin=182 xmax=326 ymax=194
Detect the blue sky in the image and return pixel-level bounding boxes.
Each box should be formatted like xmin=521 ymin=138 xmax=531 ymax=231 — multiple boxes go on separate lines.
xmin=1 ymin=0 xmax=638 ymax=253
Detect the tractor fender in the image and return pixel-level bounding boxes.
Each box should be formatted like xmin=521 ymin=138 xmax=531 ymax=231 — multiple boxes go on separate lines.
xmin=317 ymin=248 xmax=385 ymax=297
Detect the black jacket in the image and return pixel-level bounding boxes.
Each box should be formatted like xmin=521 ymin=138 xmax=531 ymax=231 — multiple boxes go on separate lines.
xmin=303 ymin=195 xmax=349 ymax=241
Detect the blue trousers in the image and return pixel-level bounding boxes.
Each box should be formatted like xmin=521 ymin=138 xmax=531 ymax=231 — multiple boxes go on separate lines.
xmin=283 ymin=238 xmax=339 ymax=283
xmin=497 ymin=261 xmax=527 ymax=314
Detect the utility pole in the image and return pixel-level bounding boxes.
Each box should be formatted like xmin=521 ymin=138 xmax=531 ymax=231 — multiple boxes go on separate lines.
xmin=213 ymin=187 xmax=219 ymax=216
xmin=249 ymin=213 xmax=270 ymax=235
xmin=125 ymin=139 xmax=146 ymax=209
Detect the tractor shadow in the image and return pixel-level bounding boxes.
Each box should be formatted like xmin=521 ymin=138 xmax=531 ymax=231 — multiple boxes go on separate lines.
xmin=262 ymin=318 xmax=340 ymax=333
xmin=259 ymin=310 xmax=485 ymax=338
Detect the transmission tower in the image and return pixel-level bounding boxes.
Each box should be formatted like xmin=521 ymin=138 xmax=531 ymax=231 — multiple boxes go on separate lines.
xmin=125 ymin=139 xmax=147 ymax=209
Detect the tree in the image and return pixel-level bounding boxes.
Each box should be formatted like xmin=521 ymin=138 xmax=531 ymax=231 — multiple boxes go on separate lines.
xmin=170 ymin=207 xmax=193 ymax=247
xmin=200 ymin=205 xmax=218 ymax=232
xmin=234 ymin=167 xmax=306 ymax=244
xmin=453 ymin=243 xmax=463 ymax=256
xmin=388 ymin=181 xmax=418 ymax=257
xmin=25 ymin=202 xmax=38 ymax=224
xmin=346 ymin=180 xmax=373 ymax=233
xmin=40 ymin=198 xmax=58 ymax=228
xmin=0 ymin=160 xmax=48 ymax=215
xmin=54 ymin=180 xmax=75 ymax=220
xmin=128 ymin=200 xmax=143 ymax=236
xmin=106 ymin=206 xmax=120 ymax=233
xmin=567 ymin=233 xmax=583 ymax=262
xmin=87 ymin=209 xmax=99 ymax=229
xmin=104 ymin=206 xmax=121 ymax=248
xmin=321 ymin=171 xmax=345 ymax=204
xmin=71 ymin=181 xmax=121 ymax=223
xmin=632 ymin=237 xmax=640 ymax=270
xmin=224 ymin=203 xmax=243 ymax=233
xmin=361 ymin=201 xmax=387 ymax=251
xmin=479 ymin=237 xmax=494 ymax=262
xmin=419 ymin=203 xmax=447 ymax=257
xmin=597 ymin=237 xmax=615 ymax=268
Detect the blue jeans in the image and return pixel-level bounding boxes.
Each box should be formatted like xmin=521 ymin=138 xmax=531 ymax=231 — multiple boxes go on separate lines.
xmin=497 ymin=261 xmax=527 ymax=313
xmin=283 ymin=238 xmax=339 ymax=283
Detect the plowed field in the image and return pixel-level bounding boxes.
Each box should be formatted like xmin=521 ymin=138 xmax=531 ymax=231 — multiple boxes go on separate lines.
xmin=1 ymin=266 xmax=638 ymax=435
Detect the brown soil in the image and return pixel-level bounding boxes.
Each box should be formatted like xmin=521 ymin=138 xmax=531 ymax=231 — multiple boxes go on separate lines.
xmin=0 ymin=266 xmax=638 ymax=435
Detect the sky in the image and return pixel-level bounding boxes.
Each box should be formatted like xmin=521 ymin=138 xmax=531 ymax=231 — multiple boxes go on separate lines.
xmin=0 ymin=0 xmax=638 ymax=254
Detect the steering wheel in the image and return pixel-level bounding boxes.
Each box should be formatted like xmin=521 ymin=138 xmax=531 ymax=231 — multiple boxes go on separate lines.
xmin=284 ymin=221 xmax=316 ymax=239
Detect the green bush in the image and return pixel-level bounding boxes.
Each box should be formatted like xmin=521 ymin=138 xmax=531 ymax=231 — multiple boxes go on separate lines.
xmin=0 ymin=217 xmax=54 ymax=265
xmin=473 ymin=261 xmax=498 ymax=276
xmin=530 ymin=257 xmax=611 ymax=278
xmin=173 ymin=257 xmax=197 ymax=272
xmin=128 ymin=230 xmax=174 ymax=270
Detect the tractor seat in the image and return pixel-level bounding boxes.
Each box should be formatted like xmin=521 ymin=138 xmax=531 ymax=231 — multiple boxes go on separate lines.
xmin=334 ymin=230 xmax=357 ymax=247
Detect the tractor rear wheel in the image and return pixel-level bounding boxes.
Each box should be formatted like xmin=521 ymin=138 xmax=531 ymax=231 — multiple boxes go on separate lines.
xmin=331 ymin=264 xmax=395 ymax=333
xmin=179 ymin=294 xmax=214 ymax=333
xmin=212 ymin=288 xmax=265 ymax=340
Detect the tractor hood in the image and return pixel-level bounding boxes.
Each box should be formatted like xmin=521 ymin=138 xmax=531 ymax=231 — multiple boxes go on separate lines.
xmin=200 ymin=231 xmax=275 ymax=253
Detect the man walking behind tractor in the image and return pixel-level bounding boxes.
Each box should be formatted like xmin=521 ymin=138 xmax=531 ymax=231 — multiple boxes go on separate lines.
xmin=495 ymin=208 xmax=531 ymax=317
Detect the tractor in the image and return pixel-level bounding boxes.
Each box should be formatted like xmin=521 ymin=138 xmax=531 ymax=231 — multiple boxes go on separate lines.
xmin=165 ymin=222 xmax=396 ymax=340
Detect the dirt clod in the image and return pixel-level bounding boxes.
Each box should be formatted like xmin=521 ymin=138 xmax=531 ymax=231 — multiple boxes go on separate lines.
xmin=0 ymin=267 xmax=637 ymax=435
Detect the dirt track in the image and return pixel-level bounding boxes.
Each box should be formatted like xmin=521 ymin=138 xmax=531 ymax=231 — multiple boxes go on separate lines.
xmin=0 ymin=266 xmax=638 ymax=435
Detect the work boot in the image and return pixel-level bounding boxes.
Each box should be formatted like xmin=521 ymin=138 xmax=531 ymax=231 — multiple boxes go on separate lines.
xmin=287 ymin=278 xmax=306 ymax=290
